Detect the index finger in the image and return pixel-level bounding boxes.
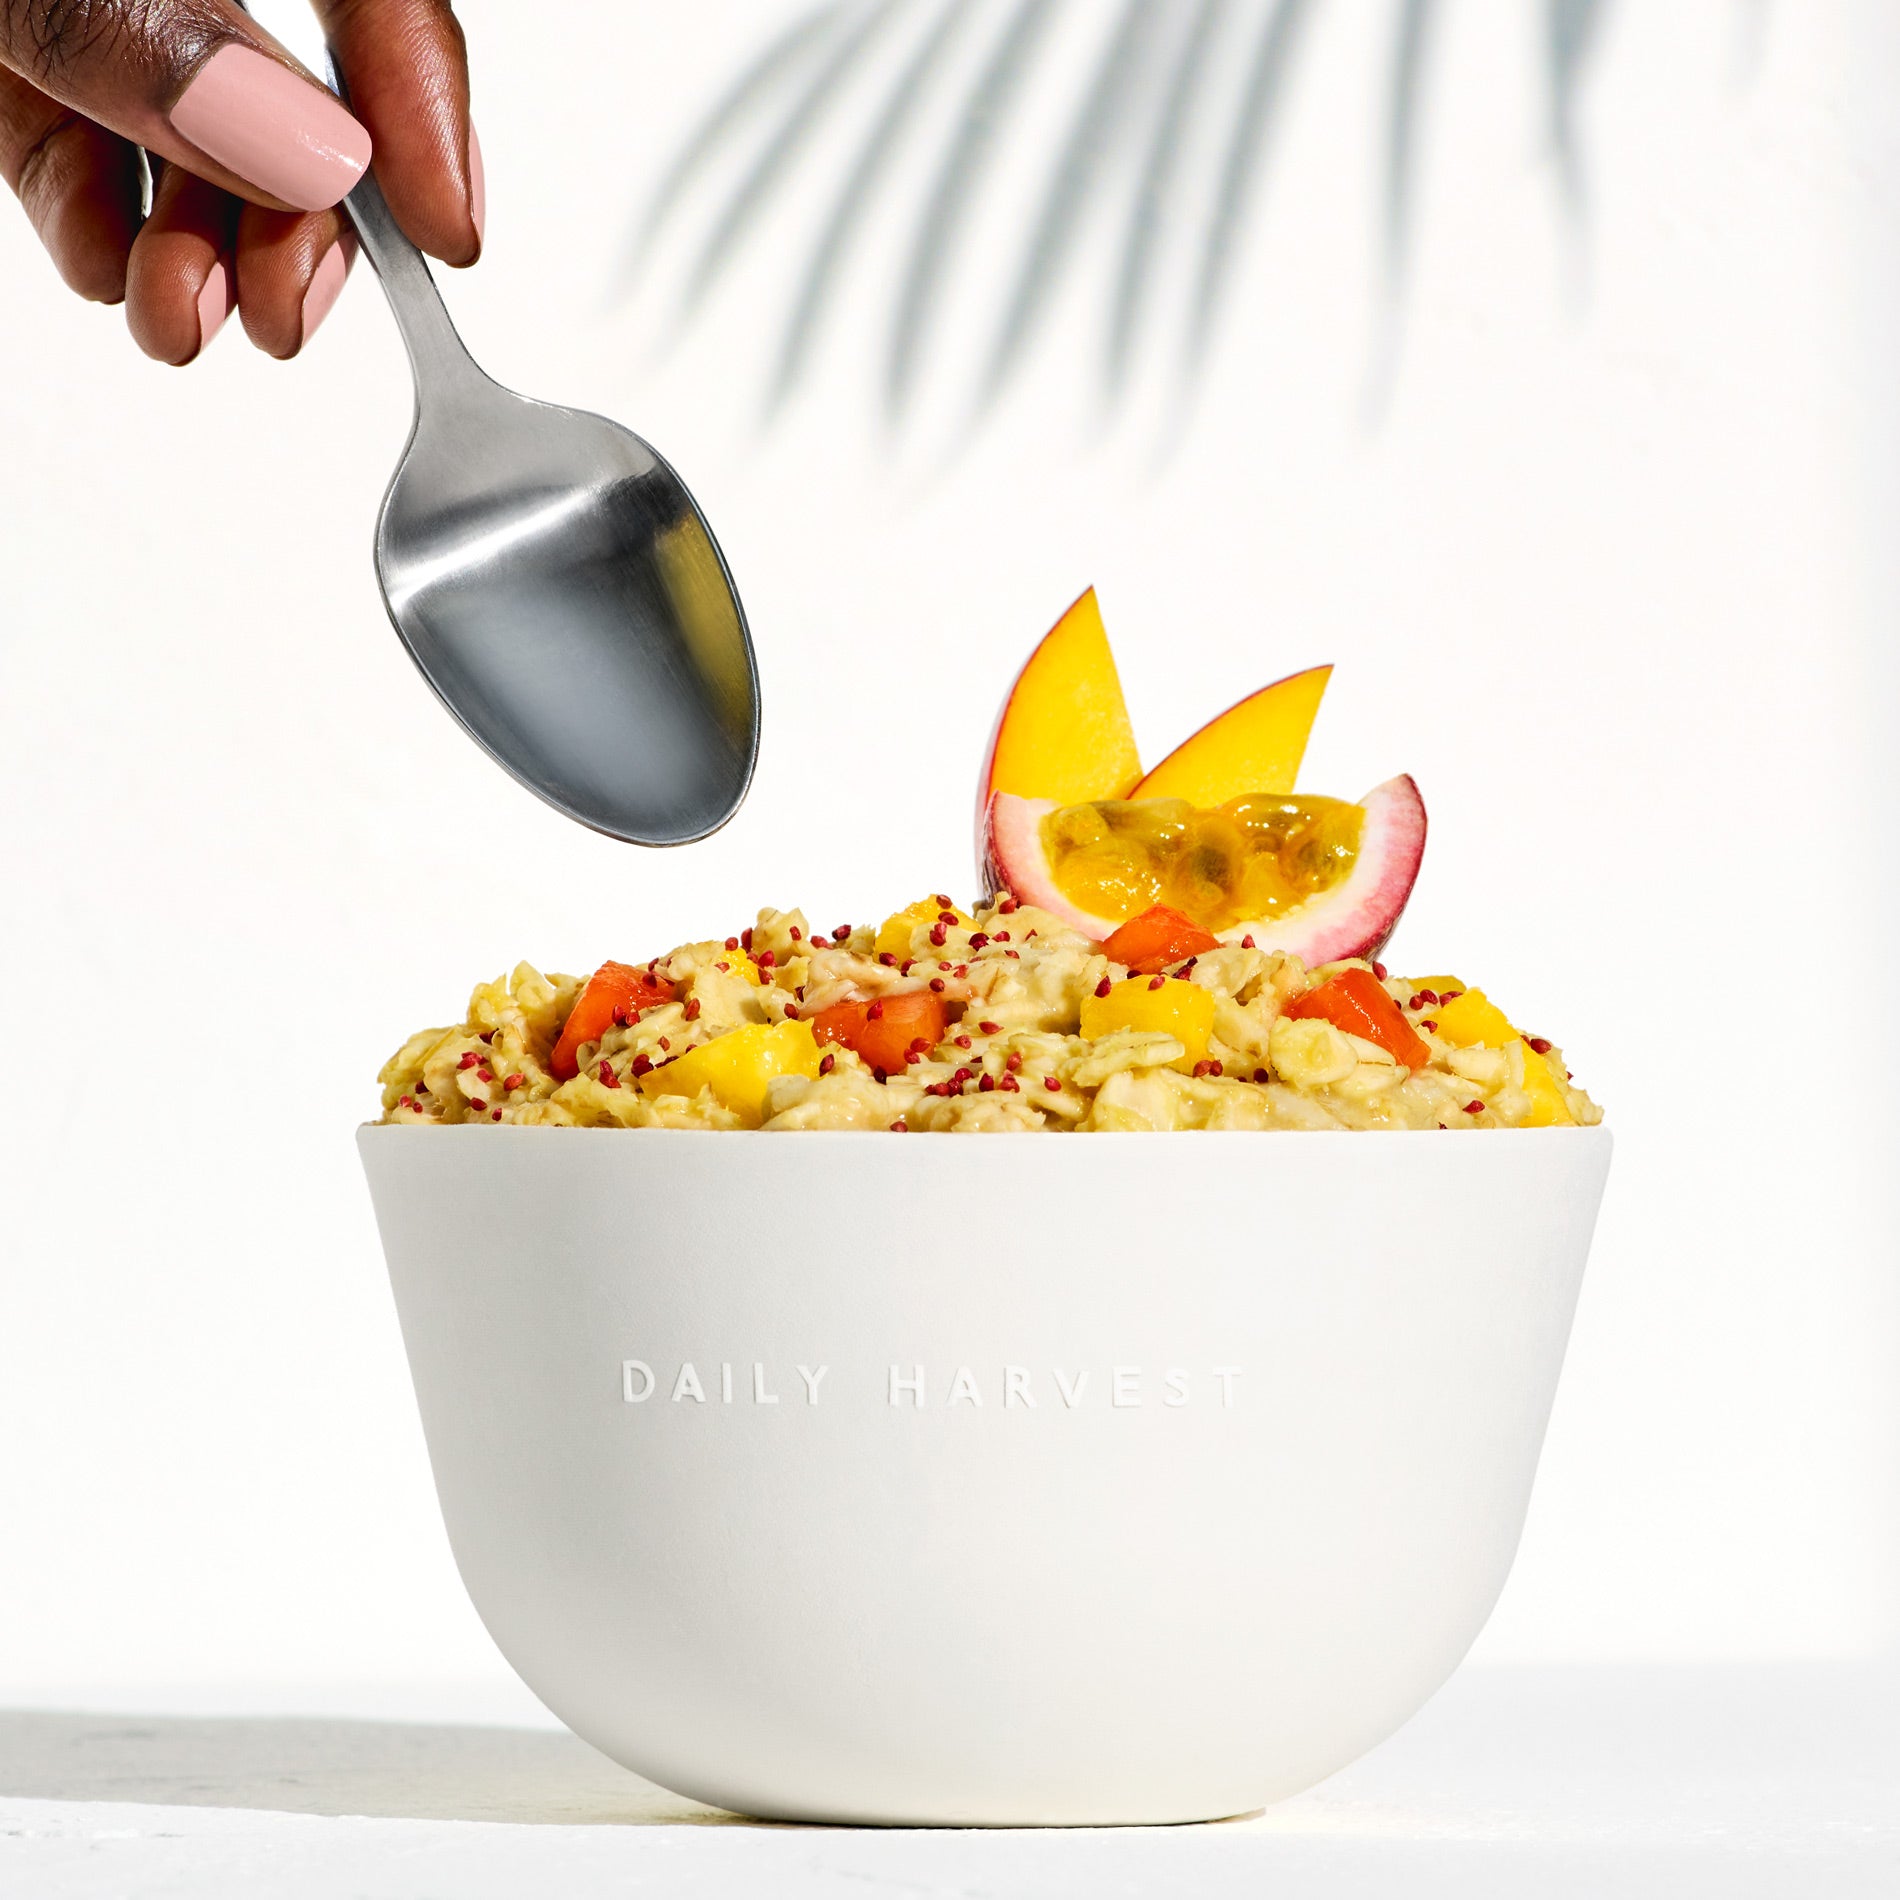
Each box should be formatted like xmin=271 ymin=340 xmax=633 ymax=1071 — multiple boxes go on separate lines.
xmin=314 ymin=0 xmax=480 ymax=266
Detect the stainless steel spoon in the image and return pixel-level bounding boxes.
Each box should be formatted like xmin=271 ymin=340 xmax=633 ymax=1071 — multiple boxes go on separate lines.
xmin=329 ymin=72 xmax=759 ymax=845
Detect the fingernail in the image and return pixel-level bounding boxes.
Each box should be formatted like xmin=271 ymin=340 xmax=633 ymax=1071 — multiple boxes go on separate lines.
xmin=300 ymin=239 xmax=351 ymax=347
xmin=469 ymin=124 xmax=486 ymax=243
xmin=195 ymin=258 xmax=234 ymax=353
xmin=171 ymin=45 xmax=371 ymax=213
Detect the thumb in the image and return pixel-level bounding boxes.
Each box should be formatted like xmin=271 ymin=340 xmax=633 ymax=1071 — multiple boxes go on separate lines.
xmin=0 ymin=2 xmax=369 ymax=212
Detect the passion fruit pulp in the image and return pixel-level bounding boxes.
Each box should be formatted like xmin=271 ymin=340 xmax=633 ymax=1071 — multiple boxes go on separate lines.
xmin=1039 ymin=794 xmax=1363 ymax=936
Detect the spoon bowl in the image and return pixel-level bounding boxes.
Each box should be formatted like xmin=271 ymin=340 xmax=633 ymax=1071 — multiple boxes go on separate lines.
xmin=346 ymin=147 xmax=758 ymax=844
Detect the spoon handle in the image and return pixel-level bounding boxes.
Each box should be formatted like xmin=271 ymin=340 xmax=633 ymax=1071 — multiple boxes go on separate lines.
xmin=320 ymin=54 xmax=488 ymax=403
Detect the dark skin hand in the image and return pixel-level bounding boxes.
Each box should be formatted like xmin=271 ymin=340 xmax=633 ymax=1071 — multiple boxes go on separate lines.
xmin=0 ymin=0 xmax=481 ymax=364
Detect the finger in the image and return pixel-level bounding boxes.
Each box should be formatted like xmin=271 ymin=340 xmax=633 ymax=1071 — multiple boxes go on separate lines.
xmin=0 ymin=2 xmax=369 ymax=214
xmin=314 ymin=0 xmax=479 ymax=264
xmin=125 ymin=162 xmax=240 ymax=364
xmin=0 ymin=64 xmax=140 ymax=301
xmin=234 ymin=198 xmax=355 ymax=358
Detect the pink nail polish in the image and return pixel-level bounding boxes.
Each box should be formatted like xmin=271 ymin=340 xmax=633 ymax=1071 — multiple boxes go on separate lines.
xmin=300 ymin=241 xmax=351 ymax=347
xmin=196 ymin=258 xmax=234 ymax=354
xmin=469 ymin=124 xmax=486 ymax=244
xmin=171 ymin=45 xmax=371 ymax=212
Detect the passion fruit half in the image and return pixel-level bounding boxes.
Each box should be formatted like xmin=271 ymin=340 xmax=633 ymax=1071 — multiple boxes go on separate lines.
xmin=982 ymin=775 xmax=1427 ymax=964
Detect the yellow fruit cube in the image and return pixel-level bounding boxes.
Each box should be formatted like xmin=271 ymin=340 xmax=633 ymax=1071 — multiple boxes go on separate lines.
xmin=1518 ymin=1043 xmax=1576 ymax=1127
xmin=1434 ymin=987 xmax=1517 ymax=1050
xmin=640 ymin=1021 xmax=821 ymax=1127
xmin=875 ymin=898 xmax=976 ymax=962
xmin=1080 ymin=978 xmax=1214 ymax=1073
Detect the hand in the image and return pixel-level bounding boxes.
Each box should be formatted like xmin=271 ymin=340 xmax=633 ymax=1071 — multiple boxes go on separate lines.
xmin=0 ymin=1 xmax=481 ymax=364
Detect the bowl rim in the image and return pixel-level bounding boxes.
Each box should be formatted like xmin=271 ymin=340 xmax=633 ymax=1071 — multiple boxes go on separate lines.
xmin=357 ymin=1122 xmax=1612 ymax=1144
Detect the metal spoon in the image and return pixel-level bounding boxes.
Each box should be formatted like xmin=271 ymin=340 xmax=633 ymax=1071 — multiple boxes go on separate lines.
xmin=331 ymin=74 xmax=759 ymax=846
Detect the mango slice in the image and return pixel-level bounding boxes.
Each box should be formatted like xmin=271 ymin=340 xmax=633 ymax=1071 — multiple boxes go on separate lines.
xmin=981 ymin=588 xmax=1143 ymax=810
xmin=1133 ymin=665 xmax=1331 ymax=807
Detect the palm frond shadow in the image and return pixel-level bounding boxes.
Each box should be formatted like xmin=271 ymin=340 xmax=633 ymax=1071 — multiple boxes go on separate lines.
xmin=624 ymin=0 xmax=1750 ymax=436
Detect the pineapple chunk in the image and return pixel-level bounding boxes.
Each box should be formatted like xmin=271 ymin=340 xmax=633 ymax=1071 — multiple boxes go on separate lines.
xmin=640 ymin=1020 xmax=822 ymax=1127
xmin=1081 ymin=978 xmax=1214 ymax=1074
xmin=1434 ymin=987 xmax=1518 ymax=1050
xmin=1517 ymin=1042 xmax=1576 ymax=1127
xmin=874 ymin=897 xmax=976 ymax=961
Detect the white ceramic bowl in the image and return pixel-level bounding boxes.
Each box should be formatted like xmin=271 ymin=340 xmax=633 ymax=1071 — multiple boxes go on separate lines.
xmin=360 ymin=1125 xmax=1611 ymax=1827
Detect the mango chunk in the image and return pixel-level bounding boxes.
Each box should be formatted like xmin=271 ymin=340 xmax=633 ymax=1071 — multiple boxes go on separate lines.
xmin=640 ymin=1020 xmax=821 ymax=1127
xmin=875 ymin=897 xmax=976 ymax=962
xmin=1080 ymin=977 xmax=1214 ymax=1074
xmin=1518 ymin=1043 xmax=1576 ymax=1127
xmin=1433 ymin=987 xmax=1517 ymax=1050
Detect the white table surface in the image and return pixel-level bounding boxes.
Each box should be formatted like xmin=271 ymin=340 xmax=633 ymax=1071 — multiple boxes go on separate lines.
xmin=3 ymin=1664 xmax=1895 ymax=1897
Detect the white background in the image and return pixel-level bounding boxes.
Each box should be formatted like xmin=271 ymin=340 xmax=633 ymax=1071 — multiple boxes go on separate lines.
xmin=1 ymin=0 xmax=1895 ymax=1705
